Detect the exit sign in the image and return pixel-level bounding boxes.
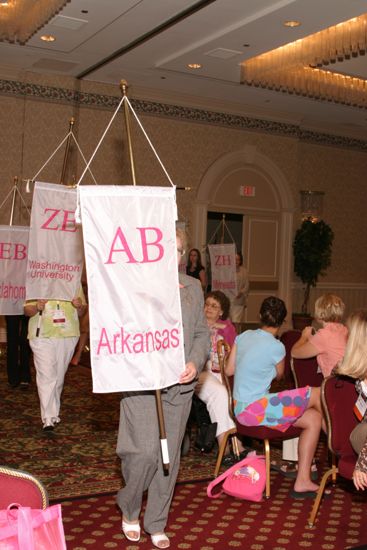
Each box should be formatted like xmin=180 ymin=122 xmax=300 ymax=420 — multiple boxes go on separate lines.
xmin=240 ymin=185 xmax=255 ymax=197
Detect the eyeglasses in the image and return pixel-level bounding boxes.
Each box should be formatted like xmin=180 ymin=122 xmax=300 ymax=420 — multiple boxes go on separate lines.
xmin=205 ymin=301 xmax=221 ymax=310
xmin=177 ymin=248 xmax=186 ymax=257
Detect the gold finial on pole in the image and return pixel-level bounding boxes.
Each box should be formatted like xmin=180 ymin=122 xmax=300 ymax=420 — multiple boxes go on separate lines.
xmin=9 ymin=176 xmax=18 ymax=226
xmin=60 ymin=117 xmax=75 ymax=185
xmin=120 ymin=79 xmax=137 ymax=186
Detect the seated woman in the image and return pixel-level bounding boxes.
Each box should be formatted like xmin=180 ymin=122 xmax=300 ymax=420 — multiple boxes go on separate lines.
xmin=338 ymin=309 xmax=367 ymax=491
xmin=194 ymin=290 xmax=240 ymax=455
xmin=225 ymin=296 xmax=323 ymax=497
xmin=291 ymin=294 xmax=348 ymax=377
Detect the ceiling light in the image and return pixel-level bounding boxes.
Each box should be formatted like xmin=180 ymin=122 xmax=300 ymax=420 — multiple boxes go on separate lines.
xmin=187 ymin=63 xmax=202 ymax=70
xmin=40 ymin=34 xmax=56 ymax=42
xmin=241 ymin=13 xmax=367 ymax=109
xmin=284 ymin=20 xmax=301 ymax=28
xmin=0 ymin=0 xmax=68 ymax=44
xmin=0 ymin=1 xmax=10 ymax=6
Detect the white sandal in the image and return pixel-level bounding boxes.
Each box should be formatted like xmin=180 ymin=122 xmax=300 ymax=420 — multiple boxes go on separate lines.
xmin=122 ymin=518 xmax=141 ymax=542
xmin=151 ymin=532 xmax=170 ymax=548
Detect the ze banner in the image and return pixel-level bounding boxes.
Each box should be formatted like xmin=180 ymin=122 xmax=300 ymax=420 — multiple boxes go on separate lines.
xmin=26 ymin=182 xmax=84 ymax=301
xmin=209 ymin=243 xmax=237 ymax=299
xmin=79 ymin=185 xmax=185 ymax=393
xmin=0 ymin=226 xmax=29 ymax=315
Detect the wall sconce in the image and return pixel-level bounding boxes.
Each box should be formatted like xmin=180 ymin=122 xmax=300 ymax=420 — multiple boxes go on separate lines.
xmin=300 ymin=190 xmax=324 ymax=222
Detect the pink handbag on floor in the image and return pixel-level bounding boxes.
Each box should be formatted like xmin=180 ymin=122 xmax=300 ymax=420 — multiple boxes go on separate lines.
xmin=207 ymin=452 xmax=266 ymax=502
xmin=0 ymin=503 xmax=67 ymax=550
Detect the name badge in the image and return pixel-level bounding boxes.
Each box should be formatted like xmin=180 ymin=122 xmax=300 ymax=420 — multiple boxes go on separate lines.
xmin=354 ymin=392 xmax=367 ymax=422
xmin=53 ymin=308 xmax=66 ymax=326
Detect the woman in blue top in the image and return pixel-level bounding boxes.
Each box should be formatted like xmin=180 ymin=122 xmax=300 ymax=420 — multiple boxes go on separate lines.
xmin=226 ymin=296 xmax=323 ymax=497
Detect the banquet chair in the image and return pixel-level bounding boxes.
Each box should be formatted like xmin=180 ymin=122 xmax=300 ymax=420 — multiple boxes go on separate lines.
xmin=291 ymin=356 xmax=323 ymax=389
xmin=0 ymin=466 xmax=49 ymax=509
xmin=215 ymin=340 xmax=302 ymax=498
xmin=308 ymin=374 xmax=358 ymax=527
xmin=280 ymin=330 xmax=301 ymax=388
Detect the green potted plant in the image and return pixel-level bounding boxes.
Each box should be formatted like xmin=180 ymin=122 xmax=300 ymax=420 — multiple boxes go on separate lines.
xmin=292 ymin=218 xmax=334 ymax=329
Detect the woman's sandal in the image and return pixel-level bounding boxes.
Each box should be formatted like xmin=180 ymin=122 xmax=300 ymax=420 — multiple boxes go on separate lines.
xmin=122 ymin=519 xmax=141 ymax=542
xmin=271 ymin=460 xmax=318 ymax=480
xmin=151 ymin=532 xmax=170 ymax=548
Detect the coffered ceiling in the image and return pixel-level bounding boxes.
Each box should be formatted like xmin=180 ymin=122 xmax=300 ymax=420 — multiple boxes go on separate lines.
xmin=1 ymin=0 xmax=367 ymax=138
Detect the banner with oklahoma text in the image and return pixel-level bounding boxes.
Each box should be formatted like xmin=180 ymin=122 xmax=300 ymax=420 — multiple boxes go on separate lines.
xmin=209 ymin=243 xmax=237 ymax=299
xmin=0 ymin=226 xmax=29 ymax=315
xmin=26 ymin=182 xmax=84 ymax=301
xmin=79 ymin=185 xmax=185 ymax=393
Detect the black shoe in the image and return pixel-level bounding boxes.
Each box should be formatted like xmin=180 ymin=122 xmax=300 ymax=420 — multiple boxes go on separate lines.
xmin=195 ymin=422 xmax=217 ymax=453
xmin=20 ymin=382 xmax=30 ymax=391
xmin=222 ymin=454 xmax=235 ymax=467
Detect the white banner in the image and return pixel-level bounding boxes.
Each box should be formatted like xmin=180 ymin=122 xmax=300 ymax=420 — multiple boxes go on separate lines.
xmin=0 ymin=226 xmax=29 ymax=315
xmin=26 ymin=182 xmax=84 ymax=301
xmin=209 ymin=243 xmax=237 ymax=299
xmin=79 ymin=185 xmax=185 ymax=393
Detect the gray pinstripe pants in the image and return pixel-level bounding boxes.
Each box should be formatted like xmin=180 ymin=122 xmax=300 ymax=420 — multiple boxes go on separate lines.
xmin=116 ymin=384 xmax=193 ymax=534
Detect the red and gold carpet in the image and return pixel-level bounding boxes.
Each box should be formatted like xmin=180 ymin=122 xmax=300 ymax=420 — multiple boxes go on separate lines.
xmin=62 ymin=478 xmax=367 ymax=549
xmin=0 ymin=364 xmax=216 ymax=499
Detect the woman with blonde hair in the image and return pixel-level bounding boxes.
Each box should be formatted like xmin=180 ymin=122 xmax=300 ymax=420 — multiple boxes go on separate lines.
xmin=338 ymin=309 xmax=367 ymax=490
xmin=291 ymin=293 xmax=348 ymax=377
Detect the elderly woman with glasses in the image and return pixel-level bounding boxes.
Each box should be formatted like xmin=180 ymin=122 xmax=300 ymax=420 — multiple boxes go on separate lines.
xmin=194 ymin=290 xmax=242 ymax=454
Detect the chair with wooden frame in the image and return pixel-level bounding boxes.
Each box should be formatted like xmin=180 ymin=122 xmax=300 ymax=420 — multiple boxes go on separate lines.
xmin=280 ymin=329 xmax=301 ymax=388
xmin=0 ymin=466 xmax=49 ymax=510
xmin=308 ymin=374 xmax=358 ymax=527
xmin=215 ymin=340 xmax=302 ymax=498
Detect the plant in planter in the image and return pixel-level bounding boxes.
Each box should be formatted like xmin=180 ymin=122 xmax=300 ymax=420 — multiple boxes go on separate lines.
xmin=293 ymin=218 xmax=334 ymax=325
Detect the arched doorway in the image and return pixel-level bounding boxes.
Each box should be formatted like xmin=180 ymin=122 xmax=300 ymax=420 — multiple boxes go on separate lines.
xmin=192 ymin=145 xmax=295 ymax=324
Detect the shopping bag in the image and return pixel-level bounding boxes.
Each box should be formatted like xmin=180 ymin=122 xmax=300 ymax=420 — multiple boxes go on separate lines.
xmin=207 ymin=452 xmax=266 ymax=502
xmin=0 ymin=503 xmax=67 ymax=550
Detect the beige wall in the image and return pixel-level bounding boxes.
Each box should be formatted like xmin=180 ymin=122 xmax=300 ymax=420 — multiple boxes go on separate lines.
xmin=0 ymin=69 xmax=366 ymax=320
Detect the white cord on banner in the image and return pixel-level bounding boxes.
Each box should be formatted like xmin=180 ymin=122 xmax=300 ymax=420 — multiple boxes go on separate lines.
xmin=125 ymin=96 xmax=174 ymax=188
xmin=76 ymin=95 xmax=126 ymax=187
xmin=0 ymin=187 xmax=15 ymax=212
xmin=15 ymin=186 xmax=31 ymax=217
xmin=207 ymin=218 xmax=236 ymax=245
xmin=31 ymin=132 xmax=71 ymax=183
xmin=70 ymin=133 xmax=98 ymax=185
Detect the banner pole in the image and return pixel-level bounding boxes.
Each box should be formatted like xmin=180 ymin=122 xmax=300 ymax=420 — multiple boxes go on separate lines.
xmin=221 ymin=214 xmax=225 ymax=244
xmin=120 ymin=78 xmax=169 ymax=472
xmin=60 ymin=118 xmax=75 ymax=185
xmin=155 ymin=389 xmax=170 ymax=474
xmin=9 ymin=176 xmax=18 ymax=226
xmin=120 ymin=80 xmax=137 ymax=186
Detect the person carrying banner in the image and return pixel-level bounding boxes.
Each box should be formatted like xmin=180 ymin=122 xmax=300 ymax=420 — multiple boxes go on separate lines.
xmin=24 ymin=289 xmax=86 ymax=431
xmin=116 ymin=228 xmax=210 ymax=549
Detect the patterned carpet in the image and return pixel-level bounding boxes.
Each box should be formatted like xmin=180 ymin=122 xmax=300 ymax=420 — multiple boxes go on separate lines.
xmin=2 ymin=359 xmax=367 ymax=549
xmin=0 ymin=362 xmax=217 ymax=500
xmin=62 ymin=478 xmax=367 ymax=549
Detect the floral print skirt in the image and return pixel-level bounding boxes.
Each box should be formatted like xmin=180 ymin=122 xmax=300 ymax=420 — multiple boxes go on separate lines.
xmin=234 ymin=386 xmax=311 ymax=432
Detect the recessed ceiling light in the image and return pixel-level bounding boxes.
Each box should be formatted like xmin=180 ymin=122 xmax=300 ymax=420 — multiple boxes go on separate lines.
xmin=284 ymin=20 xmax=301 ymax=28
xmin=40 ymin=34 xmax=56 ymax=42
xmin=187 ymin=63 xmax=202 ymax=70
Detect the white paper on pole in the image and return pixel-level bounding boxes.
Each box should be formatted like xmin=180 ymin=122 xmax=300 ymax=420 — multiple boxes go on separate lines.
xmin=79 ymin=185 xmax=185 ymax=393
xmin=0 ymin=226 xmax=29 ymax=315
xmin=209 ymin=243 xmax=237 ymax=300
xmin=26 ymin=182 xmax=84 ymax=301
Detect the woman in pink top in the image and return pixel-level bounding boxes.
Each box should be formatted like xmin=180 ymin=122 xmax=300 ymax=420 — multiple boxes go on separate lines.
xmin=291 ymin=294 xmax=348 ymax=377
